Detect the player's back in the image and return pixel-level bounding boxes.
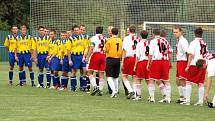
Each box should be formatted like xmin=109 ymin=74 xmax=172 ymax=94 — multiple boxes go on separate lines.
xmin=123 ymin=34 xmax=139 ymax=57
xmin=90 ymin=34 xmax=106 ymax=53
xmin=105 ymin=37 xmax=122 ymax=58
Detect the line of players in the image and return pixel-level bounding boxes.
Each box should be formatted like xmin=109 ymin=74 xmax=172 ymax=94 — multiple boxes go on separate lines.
xmin=4 ymin=25 xmax=215 ymax=108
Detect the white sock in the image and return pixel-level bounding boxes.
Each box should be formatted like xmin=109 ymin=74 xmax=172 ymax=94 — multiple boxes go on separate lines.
xmin=89 ymin=75 xmax=97 ymax=87
xmin=212 ymin=95 xmax=215 ymax=106
xmin=198 ymin=86 xmax=204 ymax=103
xmin=159 ymin=83 xmax=166 ymax=96
xmin=133 ymin=84 xmax=137 ymax=96
xmin=182 ymin=86 xmax=186 ymax=98
xmin=185 ymin=83 xmax=192 ymax=103
xmin=177 ymin=86 xmax=183 ymax=97
xmin=107 ymin=77 xmax=116 ymax=94
xmin=99 ymin=79 xmax=104 ymax=91
xmin=113 ymin=78 xmax=119 ymax=93
xmin=148 ymin=84 xmax=155 ymax=98
xmin=136 ymin=84 xmax=142 ymax=96
xmin=123 ymin=80 xmax=133 ymax=93
xmin=165 ymin=84 xmax=171 ymax=98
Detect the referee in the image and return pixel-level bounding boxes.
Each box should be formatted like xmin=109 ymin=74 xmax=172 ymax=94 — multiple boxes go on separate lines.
xmin=105 ymin=27 xmax=122 ymax=98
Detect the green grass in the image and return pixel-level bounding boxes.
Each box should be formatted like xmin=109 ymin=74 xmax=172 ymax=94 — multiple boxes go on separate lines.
xmin=0 ymin=62 xmax=214 ymax=121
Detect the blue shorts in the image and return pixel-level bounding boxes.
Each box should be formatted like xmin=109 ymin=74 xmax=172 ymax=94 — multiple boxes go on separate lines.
xmin=62 ymin=56 xmax=70 ymax=72
xmin=9 ymin=52 xmax=16 ymax=66
xmin=71 ymin=54 xmax=86 ymax=69
xmin=18 ymin=52 xmax=32 ymax=67
xmin=50 ymin=57 xmax=61 ymax=71
xmin=37 ymin=53 xmax=48 ymax=69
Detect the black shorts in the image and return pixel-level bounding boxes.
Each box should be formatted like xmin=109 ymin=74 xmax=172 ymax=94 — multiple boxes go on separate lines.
xmin=105 ymin=57 xmax=121 ymax=78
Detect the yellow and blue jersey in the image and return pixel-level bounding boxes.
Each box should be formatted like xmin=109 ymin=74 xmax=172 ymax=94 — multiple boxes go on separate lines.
xmin=80 ymin=33 xmax=90 ymax=55
xmin=48 ymin=39 xmax=61 ymax=58
xmin=60 ymin=38 xmax=71 ymax=57
xmin=16 ymin=34 xmax=33 ymax=53
xmin=69 ymin=34 xmax=85 ymax=55
xmin=32 ymin=36 xmax=49 ymax=54
xmin=4 ymin=34 xmax=17 ymax=52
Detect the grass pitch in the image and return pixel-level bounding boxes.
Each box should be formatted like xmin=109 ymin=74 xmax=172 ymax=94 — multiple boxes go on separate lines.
xmin=0 ymin=62 xmax=214 ymax=121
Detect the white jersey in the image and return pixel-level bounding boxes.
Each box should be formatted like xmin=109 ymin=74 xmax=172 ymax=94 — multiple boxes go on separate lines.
xmin=187 ymin=37 xmax=209 ymax=65
xmin=176 ymin=36 xmax=189 ymax=61
xmin=122 ymin=33 xmax=139 ymax=57
xmin=149 ymin=36 xmax=173 ymax=60
xmin=90 ymin=34 xmax=106 ymax=54
xmin=136 ymin=39 xmax=150 ymax=61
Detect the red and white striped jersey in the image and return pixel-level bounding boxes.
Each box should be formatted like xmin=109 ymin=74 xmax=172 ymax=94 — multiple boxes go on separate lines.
xmin=136 ymin=39 xmax=150 ymax=61
xmin=149 ymin=36 xmax=173 ymax=60
xmin=187 ymin=37 xmax=209 ymax=65
xmin=122 ymin=33 xmax=140 ymax=57
xmin=176 ymin=36 xmax=189 ymax=61
xmin=90 ymin=34 xmax=107 ymax=53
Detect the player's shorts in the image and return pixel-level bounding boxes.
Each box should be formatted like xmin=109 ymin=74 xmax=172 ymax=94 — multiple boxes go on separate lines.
xmin=88 ymin=53 xmax=106 ymax=72
xmin=105 ymin=57 xmax=120 ymax=78
xmin=37 ymin=53 xmax=48 ymax=69
xmin=62 ymin=56 xmax=70 ymax=72
xmin=71 ymin=54 xmax=86 ymax=69
xmin=122 ymin=57 xmax=136 ymax=76
xmin=135 ymin=60 xmax=149 ymax=80
xmin=149 ymin=60 xmax=170 ymax=81
xmin=8 ymin=52 xmax=16 ymax=66
xmin=17 ymin=52 xmax=32 ymax=67
xmin=207 ymin=59 xmax=215 ymax=77
xmin=50 ymin=57 xmax=61 ymax=71
xmin=176 ymin=61 xmax=188 ymax=80
xmin=187 ymin=65 xmax=206 ymax=84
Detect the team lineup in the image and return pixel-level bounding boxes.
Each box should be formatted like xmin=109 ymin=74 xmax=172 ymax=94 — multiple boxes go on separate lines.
xmin=3 ymin=24 xmax=215 ymax=108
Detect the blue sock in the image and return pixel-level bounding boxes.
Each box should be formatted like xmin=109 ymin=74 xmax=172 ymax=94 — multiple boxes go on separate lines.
xmin=51 ymin=74 xmax=53 ymax=86
xmin=22 ymin=71 xmax=26 ymax=83
xmin=30 ymin=71 xmax=34 ymax=86
xmin=38 ymin=72 xmax=44 ymax=86
xmin=70 ymin=76 xmax=77 ymax=91
xmin=56 ymin=76 xmax=60 ymax=87
xmin=52 ymin=75 xmax=56 ymax=86
xmin=46 ymin=71 xmax=51 ymax=86
xmin=61 ymin=76 xmax=66 ymax=88
xmin=80 ymin=76 xmax=84 ymax=90
xmin=64 ymin=77 xmax=69 ymax=88
xmin=9 ymin=70 xmax=13 ymax=82
xmin=19 ymin=71 xmax=23 ymax=85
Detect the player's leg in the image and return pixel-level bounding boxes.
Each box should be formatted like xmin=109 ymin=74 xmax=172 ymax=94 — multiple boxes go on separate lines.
xmin=79 ymin=59 xmax=87 ymax=92
xmin=25 ymin=52 xmax=35 ymax=87
xmin=97 ymin=71 xmax=105 ymax=96
xmin=37 ymin=54 xmax=45 ymax=88
xmin=17 ymin=53 xmax=25 ymax=86
xmin=8 ymin=52 xmax=15 ymax=85
xmin=146 ymin=79 xmax=155 ymax=102
xmin=133 ymin=78 xmax=142 ymax=101
xmin=45 ymin=55 xmax=51 ymax=88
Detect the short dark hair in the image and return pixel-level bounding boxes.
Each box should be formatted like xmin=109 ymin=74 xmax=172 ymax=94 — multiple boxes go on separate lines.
xmin=72 ymin=25 xmax=79 ymax=31
xmin=152 ymin=29 xmax=160 ymax=36
xmin=20 ymin=25 xmax=27 ymax=29
xmin=129 ymin=25 xmax=136 ymax=33
xmin=49 ymin=30 xmax=57 ymax=34
xmin=194 ymin=27 xmax=203 ymax=37
xmin=10 ymin=25 xmax=18 ymax=30
xmin=61 ymin=31 xmax=67 ymax=34
xmin=80 ymin=24 xmax=85 ymax=28
xmin=140 ymin=30 xmax=148 ymax=39
xmin=96 ymin=26 xmax=103 ymax=34
xmin=174 ymin=26 xmax=183 ymax=32
xmin=111 ymin=28 xmax=118 ymax=35
xmin=38 ymin=26 xmax=45 ymax=30
xmin=160 ymin=30 xmax=166 ymax=38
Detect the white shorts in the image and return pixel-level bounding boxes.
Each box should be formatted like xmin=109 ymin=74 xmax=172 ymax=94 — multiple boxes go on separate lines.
xmin=207 ymin=59 xmax=215 ymax=77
